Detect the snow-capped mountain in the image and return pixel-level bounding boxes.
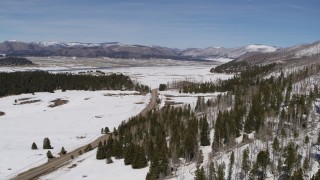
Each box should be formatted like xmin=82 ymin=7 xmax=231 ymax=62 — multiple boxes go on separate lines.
xmin=0 ymin=40 xmax=319 ymax=63
xmin=0 ymin=40 xmax=184 ymax=59
xmin=31 ymin=41 xmax=121 ymax=48
xmin=295 ymin=41 xmax=320 ymax=57
xmin=180 ymin=44 xmax=278 ymax=59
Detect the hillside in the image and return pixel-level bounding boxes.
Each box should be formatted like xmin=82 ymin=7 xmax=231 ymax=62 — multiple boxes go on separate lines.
xmin=211 ymin=40 xmax=320 ymax=73
xmin=0 ymin=40 xmax=279 ymax=60
xmin=0 ymin=57 xmax=34 ymax=66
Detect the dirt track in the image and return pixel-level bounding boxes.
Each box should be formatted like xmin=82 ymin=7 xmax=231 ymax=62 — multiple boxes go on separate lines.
xmin=12 ymin=89 xmax=158 ymax=180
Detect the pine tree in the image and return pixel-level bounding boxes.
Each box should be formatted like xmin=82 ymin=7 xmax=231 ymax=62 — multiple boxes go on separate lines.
xmin=216 ymin=163 xmax=225 ymax=180
xmin=31 ymin=142 xmax=38 ymax=150
xmin=96 ymin=141 xmax=105 ymax=160
xmin=112 ymin=139 xmax=123 ymax=159
xmin=229 ymin=151 xmax=235 ymax=179
xmin=256 ymin=150 xmax=270 ymax=179
xmin=208 ymin=161 xmax=215 ymax=180
xmin=132 ymin=145 xmax=148 ymax=169
xmin=43 ymin=137 xmax=52 ymax=149
xmin=47 ymin=150 xmax=54 ymax=159
xmin=194 ymin=166 xmax=206 ymax=180
xmin=273 ymin=137 xmax=280 ymax=153
xmin=242 ymin=148 xmax=250 ymax=177
xmin=84 ymin=144 xmax=92 ymax=152
xmin=106 ymin=150 xmax=113 ymax=164
xmin=303 ymin=158 xmax=309 ymax=173
xmin=277 ymin=158 xmax=282 ymax=177
xmin=292 ymin=168 xmax=304 ymax=180
xmin=200 ymin=116 xmax=210 ymax=146
xmin=60 ymin=147 xmax=67 ymax=155
xmin=105 ymin=127 xmax=110 ymax=134
xmin=285 ymin=142 xmax=297 ymax=175
xmin=124 ymin=143 xmax=134 ymax=165
xmin=317 ymin=132 xmax=320 ymax=145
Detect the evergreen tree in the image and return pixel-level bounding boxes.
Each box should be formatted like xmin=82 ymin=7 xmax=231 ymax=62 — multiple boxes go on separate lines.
xmin=194 ymin=166 xmax=206 ymax=180
xmin=106 ymin=150 xmax=113 ymax=164
xmin=200 ymin=116 xmax=210 ymax=146
xmin=43 ymin=137 xmax=52 ymax=149
xmin=132 ymin=145 xmax=148 ymax=169
xmin=216 ymin=163 xmax=225 ymax=180
xmin=317 ymin=132 xmax=320 ymax=145
xmin=277 ymin=158 xmax=282 ymax=177
xmin=303 ymin=158 xmax=309 ymax=173
xmin=47 ymin=150 xmax=54 ymax=159
xmin=112 ymin=139 xmax=123 ymax=159
xmin=208 ymin=161 xmax=215 ymax=180
xmin=242 ymin=148 xmax=250 ymax=177
xmin=273 ymin=137 xmax=280 ymax=153
xmin=96 ymin=141 xmax=105 ymax=160
xmin=256 ymin=150 xmax=270 ymax=179
xmin=31 ymin=142 xmax=38 ymax=150
xmin=105 ymin=127 xmax=110 ymax=134
xmin=124 ymin=143 xmax=134 ymax=165
xmin=84 ymin=144 xmax=92 ymax=152
xmin=60 ymin=147 xmax=67 ymax=155
xmin=229 ymin=151 xmax=235 ymax=179
xmin=285 ymin=142 xmax=297 ymax=175
xmin=292 ymin=168 xmax=304 ymax=180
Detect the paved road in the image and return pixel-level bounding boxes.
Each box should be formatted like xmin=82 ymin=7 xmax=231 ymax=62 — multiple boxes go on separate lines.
xmin=12 ymin=89 xmax=158 ymax=180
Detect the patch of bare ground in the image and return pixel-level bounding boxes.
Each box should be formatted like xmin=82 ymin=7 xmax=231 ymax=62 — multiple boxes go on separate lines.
xmin=165 ymin=101 xmax=183 ymax=106
xmin=68 ymin=164 xmax=77 ymax=169
xmin=17 ymin=97 xmax=33 ymax=101
xmin=48 ymin=98 xmax=69 ymax=108
xmin=0 ymin=111 xmax=5 ymax=116
xmin=14 ymin=99 xmax=41 ymax=105
xmin=104 ymin=92 xmax=142 ymax=96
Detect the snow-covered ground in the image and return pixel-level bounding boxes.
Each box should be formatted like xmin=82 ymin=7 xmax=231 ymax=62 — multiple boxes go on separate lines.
xmin=0 ymin=59 xmax=233 ymax=179
xmin=158 ymin=90 xmax=224 ymax=109
xmin=0 ymin=58 xmax=233 ymax=89
xmin=0 ymin=90 xmax=149 ymax=179
xmin=99 ymin=66 xmax=232 ymax=89
xmin=40 ymin=150 xmax=149 ymax=180
xmin=205 ymin=58 xmax=233 ymax=63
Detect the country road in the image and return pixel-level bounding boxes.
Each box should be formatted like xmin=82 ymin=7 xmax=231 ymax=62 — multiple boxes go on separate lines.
xmin=12 ymin=89 xmax=158 ymax=180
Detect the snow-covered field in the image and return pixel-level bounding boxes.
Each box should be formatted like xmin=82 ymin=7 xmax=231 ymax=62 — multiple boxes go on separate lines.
xmin=0 ymin=90 xmax=149 ymax=179
xmin=158 ymin=90 xmax=224 ymax=109
xmin=40 ymin=150 xmax=149 ymax=180
xmin=0 ymin=59 xmax=233 ymax=179
xmin=0 ymin=58 xmax=232 ymax=89
xmin=40 ymin=91 xmax=223 ymax=180
xmin=94 ymin=65 xmax=232 ymax=89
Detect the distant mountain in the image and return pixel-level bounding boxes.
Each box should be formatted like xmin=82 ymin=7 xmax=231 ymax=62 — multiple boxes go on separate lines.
xmin=0 ymin=41 xmax=191 ymax=60
xmin=0 ymin=40 xmax=318 ymax=63
xmin=235 ymin=40 xmax=320 ymax=64
xmin=180 ymin=44 xmax=278 ymax=59
xmin=212 ymin=40 xmax=320 ymax=73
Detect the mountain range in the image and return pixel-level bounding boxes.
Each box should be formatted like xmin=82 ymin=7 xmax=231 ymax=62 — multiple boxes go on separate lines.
xmin=0 ymin=40 xmax=319 ymax=63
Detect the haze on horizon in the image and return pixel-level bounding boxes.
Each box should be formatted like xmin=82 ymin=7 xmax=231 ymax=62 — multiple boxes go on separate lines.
xmin=0 ymin=0 xmax=319 ymax=49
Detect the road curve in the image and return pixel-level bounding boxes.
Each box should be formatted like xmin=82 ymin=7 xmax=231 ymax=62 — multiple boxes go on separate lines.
xmin=12 ymin=89 xmax=158 ymax=180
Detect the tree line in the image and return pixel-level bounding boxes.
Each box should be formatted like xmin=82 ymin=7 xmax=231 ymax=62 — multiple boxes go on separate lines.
xmin=0 ymin=71 xmax=149 ymax=97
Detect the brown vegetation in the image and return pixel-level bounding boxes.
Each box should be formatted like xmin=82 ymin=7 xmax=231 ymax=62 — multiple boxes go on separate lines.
xmin=48 ymin=99 xmax=69 ymax=108
xmin=0 ymin=111 xmax=5 ymax=116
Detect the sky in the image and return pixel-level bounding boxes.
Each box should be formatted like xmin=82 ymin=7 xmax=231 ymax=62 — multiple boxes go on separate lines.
xmin=0 ymin=0 xmax=319 ymax=49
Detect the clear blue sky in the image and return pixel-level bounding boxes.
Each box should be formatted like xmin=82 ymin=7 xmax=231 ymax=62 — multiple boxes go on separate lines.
xmin=0 ymin=0 xmax=319 ymax=48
